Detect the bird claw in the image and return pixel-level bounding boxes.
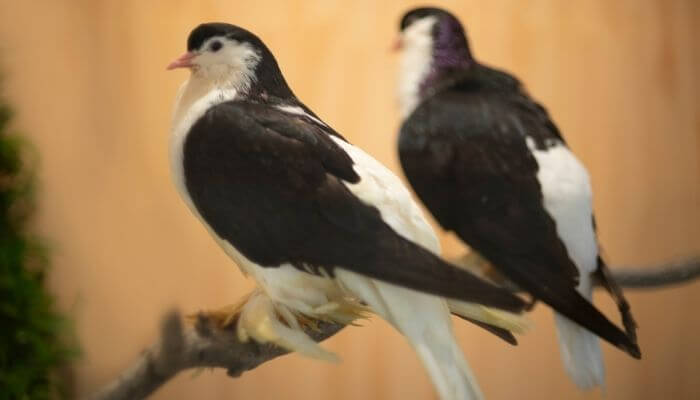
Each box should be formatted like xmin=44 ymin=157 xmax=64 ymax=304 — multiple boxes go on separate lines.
xmin=193 ymin=292 xmax=256 ymax=329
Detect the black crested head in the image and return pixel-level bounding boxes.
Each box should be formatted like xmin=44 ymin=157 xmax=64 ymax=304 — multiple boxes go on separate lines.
xmin=185 ymin=23 xmax=295 ymax=100
xmin=187 ymin=23 xmax=262 ymax=52
xmin=399 ymin=7 xmax=473 ymax=69
xmin=400 ymin=7 xmax=452 ymax=31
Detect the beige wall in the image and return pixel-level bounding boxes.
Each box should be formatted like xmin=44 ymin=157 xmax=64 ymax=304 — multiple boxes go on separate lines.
xmin=1 ymin=1 xmax=698 ymax=399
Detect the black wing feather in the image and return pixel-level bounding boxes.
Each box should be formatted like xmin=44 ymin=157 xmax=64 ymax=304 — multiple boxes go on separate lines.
xmin=454 ymin=314 xmax=518 ymax=345
xmin=399 ymin=65 xmax=639 ymax=357
xmin=183 ymin=100 xmax=526 ymax=313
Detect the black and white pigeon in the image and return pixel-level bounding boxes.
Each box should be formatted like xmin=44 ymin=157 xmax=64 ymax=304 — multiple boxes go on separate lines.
xmin=167 ymin=23 xmax=528 ymax=400
xmin=394 ymin=7 xmax=640 ymax=390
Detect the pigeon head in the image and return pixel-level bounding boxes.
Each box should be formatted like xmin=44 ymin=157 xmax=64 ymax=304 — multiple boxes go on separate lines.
xmin=399 ymin=7 xmax=472 ymax=68
xmin=167 ymin=23 xmax=293 ymax=99
xmin=395 ymin=7 xmax=473 ymax=116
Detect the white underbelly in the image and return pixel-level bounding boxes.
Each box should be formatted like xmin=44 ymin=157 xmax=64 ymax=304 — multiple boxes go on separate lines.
xmin=213 ymin=236 xmax=355 ymax=315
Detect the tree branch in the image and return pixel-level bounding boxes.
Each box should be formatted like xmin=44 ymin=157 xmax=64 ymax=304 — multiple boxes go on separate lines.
xmin=451 ymin=254 xmax=700 ymax=292
xmin=607 ymin=256 xmax=700 ymax=288
xmin=89 ymin=257 xmax=699 ymax=400
xmin=88 ymin=311 xmax=343 ymax=400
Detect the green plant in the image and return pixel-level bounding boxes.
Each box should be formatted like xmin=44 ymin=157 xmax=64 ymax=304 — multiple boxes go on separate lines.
xmin=0 ymin=92 xmax=77 ymax=399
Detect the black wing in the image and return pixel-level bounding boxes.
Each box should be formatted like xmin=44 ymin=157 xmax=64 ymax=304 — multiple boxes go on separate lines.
xmin=398 ymin=66 xmax=639 ymax=357
xmin=182 ymin=100 xmax=525 ymax=312
xmin=455 ymin=315 xmax=517 ymax=345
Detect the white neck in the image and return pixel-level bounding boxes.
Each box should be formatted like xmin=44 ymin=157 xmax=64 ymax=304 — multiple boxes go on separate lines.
xmin=170 ymin=41 xmax=262 ymax=130
xmin=398 ymin=17 xmax=437 ymax=119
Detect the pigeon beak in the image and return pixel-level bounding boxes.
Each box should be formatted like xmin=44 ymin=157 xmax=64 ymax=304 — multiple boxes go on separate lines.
xmin=390 ymin=36 xmax=403 ymax=52
xmin=166 ymin=52 xmax=197 ymax=70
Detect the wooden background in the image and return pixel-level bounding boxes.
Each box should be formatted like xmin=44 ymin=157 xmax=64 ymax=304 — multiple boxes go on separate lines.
xmin=1 ymin=1 xmax=698 ymax=399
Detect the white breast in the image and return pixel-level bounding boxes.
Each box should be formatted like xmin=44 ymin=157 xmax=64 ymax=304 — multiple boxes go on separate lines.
xmin=526 ymin=138 xmax=598 ymax=285
xmin=169 ymin=78 xmax=238 ymax=212
xmin=168 ymin=78 xmax=249 ymax=268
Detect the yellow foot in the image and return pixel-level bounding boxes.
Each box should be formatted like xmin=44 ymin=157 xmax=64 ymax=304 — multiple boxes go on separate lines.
xmin=191 ymin=292 xmax=255 ymax=328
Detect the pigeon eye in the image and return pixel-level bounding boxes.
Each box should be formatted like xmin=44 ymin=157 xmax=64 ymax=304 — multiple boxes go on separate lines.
xmin=210 ymin=41 xmax=222 ymax=52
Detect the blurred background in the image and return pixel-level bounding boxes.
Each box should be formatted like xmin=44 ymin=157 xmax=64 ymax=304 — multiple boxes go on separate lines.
xmin=0 ymin=0 xmax=698 ymax=399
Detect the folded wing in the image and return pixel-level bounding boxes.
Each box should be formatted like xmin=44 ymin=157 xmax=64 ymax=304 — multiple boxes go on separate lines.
xmin=182 ymin=100 xmax=526 ymax=312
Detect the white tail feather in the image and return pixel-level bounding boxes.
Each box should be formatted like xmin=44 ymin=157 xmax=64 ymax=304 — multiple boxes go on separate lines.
xmin=337 ymin=270 xmax=484 ymax=400
xmin=553 ymin=277 xmax=605 ymax=390
xmin=554 ymin=313 xmax=605 ymax=389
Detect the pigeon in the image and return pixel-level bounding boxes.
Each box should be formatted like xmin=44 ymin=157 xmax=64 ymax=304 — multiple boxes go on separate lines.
xmin=394 ymin=7 xmax=640 ymax=389
xmin=167 ymin=22 xmax=527 ymax=399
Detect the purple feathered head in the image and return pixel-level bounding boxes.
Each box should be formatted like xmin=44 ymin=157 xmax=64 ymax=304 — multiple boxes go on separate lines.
xmin=399 ymin=7 xmax=473 ymax=70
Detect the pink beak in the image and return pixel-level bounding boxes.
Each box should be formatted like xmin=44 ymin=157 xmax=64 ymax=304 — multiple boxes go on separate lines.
xmin=390 ymin=36 xmax=403 ymax=52
xmin=166 ymin=52 xmax=197 ymax=70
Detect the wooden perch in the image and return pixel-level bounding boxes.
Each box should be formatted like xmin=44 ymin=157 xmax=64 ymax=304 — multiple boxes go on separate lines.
xmin=89 ymin=256 xmax=700 ymax=400
xmin=89 ymin=311 xmax=344 ymax=400
xmin=605 ymin=256 xmax=700 ymax=288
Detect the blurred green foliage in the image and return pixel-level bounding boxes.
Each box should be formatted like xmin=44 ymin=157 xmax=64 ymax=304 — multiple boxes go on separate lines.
xmin=0 ymin=92 xmax=77 ymax=399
